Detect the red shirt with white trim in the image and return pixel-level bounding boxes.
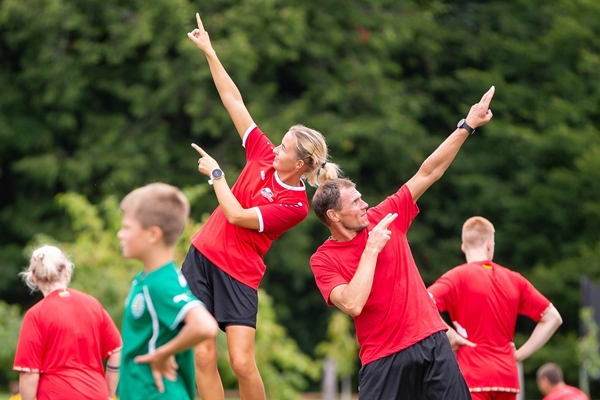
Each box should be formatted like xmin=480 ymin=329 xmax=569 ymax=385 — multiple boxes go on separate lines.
xmin=13 ymin=288 xmax=122 ymax=400
xmin=428 ymin=261 xmax=551 ymax=393
xmin=310 ymin=185 xmax=447 ymax=366
xmin=192 ymin=124 xmax=309 ymax=290
xmin=543 ymin=384 xmax=589 ymax=400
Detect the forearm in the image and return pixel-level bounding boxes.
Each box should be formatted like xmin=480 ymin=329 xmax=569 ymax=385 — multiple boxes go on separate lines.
xmin=19 ymin=372 xmax=39 ymax=400
xmin=156 ymin=308 xmax=217 ymax=358
xmin=516 ymin=307 xmax=562 ymax=362
xmin=212 ymin=178 xmax=258 ymax=229
xmin=204 ymin=52 xmax=245 ymax=113
xmin=335 ymin=247 xmax=379 ymax=316
xmin=418 ymin=129 xmax=470 ymax=181
xmin=105 ymin=351 xmax=121 ymax=398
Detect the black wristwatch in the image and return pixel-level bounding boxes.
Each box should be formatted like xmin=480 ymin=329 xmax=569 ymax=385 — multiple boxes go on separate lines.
xmin=208 ymin=168 xmax=224 ymax=185
xmin=457 ymin=118 xmax=476 ymax=135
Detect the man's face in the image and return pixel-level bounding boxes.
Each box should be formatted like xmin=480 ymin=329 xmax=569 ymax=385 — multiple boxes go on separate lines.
xmin=335 ymin=186 xmax=370 ymax=232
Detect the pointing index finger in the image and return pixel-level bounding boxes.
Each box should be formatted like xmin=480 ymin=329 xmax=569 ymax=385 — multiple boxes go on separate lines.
xmin=196 ymin=13 xmax=204 ymax=31
xmin=191 ymin=143 xmax=208 ymax=157
xmin=377 ymin=213 xmax=398 ymax=229
xmin=480 ymin=86 xmax=495 ymax=107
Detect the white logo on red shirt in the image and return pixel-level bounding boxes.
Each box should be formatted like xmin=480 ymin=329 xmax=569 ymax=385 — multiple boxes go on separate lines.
xmin=261 ymin=188 xmax=274 ymax=202
xmin=260 ymin=170 xmax=265 ymax=180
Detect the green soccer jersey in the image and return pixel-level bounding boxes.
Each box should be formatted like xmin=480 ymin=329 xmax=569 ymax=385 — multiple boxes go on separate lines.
xmin=118 ymin=261 xmax=204 ymax=400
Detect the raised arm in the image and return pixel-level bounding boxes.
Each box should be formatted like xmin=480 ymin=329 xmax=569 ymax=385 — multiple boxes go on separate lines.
xmin=515 ymin=305 xmax=562 ymax=362
xmin=187 ymin=13 xmax=254 ymax=139
xmin=406 ymin=86 xmax=495 ymax=202
xmin=329 ymin=213 xmax=397 ymax=316
xmin=193 ymin=144 xmax=260 ymax=229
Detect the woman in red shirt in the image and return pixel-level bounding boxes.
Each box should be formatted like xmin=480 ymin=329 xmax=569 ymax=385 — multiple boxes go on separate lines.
xmin=13 ymin=245 xmax=122 ymax=400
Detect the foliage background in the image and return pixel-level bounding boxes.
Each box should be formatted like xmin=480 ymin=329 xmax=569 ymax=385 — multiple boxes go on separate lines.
xmin=2 ymin=0 xmax=600 ymax=398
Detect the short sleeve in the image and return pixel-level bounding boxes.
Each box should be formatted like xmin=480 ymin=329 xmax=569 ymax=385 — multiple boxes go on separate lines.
xmin=13 ymin=310 xmax=43 ymax=373
xmin=428 ymin=268 xmax=461 ymax=313
xmin=101 ymin=309 xmax=122 ymax=358
xmin=254 ymin=201 xmax=308 ymax=233
xmin=310 ymin=253 xmax=349 ymax=307
xmin=243 ymin=124 xmax=276 ymax=162
xmin=516 ymin=274 xmax=551 ymax=322
xmin=147 ymin=271 xmax=204 ymax=331
xmin=367 ymin=185 xmax=419 ymax=233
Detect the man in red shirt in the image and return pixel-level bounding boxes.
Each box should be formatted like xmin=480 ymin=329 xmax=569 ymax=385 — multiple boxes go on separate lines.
xmin=310 ymin=86 xmax=495 ymax=399
xmin=428 ymin=217 xmax=563 ymax=400
xmin=537 ymin=363 xmax=589 ymax=400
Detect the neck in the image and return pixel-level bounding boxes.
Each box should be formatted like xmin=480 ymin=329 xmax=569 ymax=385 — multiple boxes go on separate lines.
xmin=40 ymin=283 xmax=67 ymax=297
xmin=329 ymin=226 xmax=361 ymax=242
xmin=276 ymin=169 xmax=303 ymax=187
xmin=464 ymin=247 xmax=490 ymax=264
xmin=141 ymin=246 xmax=174 ymax=274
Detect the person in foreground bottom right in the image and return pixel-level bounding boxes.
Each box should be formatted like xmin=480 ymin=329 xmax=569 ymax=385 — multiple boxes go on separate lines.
xmin=537 ymin=363 xmax=589 ymax=400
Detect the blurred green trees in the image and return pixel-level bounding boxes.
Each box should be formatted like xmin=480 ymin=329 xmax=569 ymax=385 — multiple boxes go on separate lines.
xmin=2 ymin=0 xmax=600 ymax=397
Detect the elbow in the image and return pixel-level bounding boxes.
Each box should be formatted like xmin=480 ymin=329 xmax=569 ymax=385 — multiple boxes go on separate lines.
xmin=224 ymin=212 xmax=245 ymax=226
xmin=345 ymin=304 xmax=364 ymax=317
xmin=199 ymin=319 xmax=219 ymax=340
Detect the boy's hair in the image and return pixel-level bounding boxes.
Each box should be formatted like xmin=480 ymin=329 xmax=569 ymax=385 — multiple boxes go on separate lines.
xmin=536 ymin=362 xmax=563 ymax=385
xmin=462 ymin=216 xmax=495 ymax=249
xmin=120 ymin=183 xmax=190 ymax=246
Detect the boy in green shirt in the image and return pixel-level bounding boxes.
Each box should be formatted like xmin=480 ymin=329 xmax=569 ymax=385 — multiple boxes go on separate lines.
xmin=117 ymin=182 xmax=218 ymax=399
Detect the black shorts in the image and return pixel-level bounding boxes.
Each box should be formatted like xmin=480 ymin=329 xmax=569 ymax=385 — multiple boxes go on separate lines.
xmin=181 ymin=245 xmax=258 ymax=332
xmin=358 ymin=331 xmax=471 ymax=400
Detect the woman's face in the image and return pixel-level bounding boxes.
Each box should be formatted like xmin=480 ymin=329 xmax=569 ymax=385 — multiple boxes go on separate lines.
xmin=273 ymin=132 xmax=302 ymax=173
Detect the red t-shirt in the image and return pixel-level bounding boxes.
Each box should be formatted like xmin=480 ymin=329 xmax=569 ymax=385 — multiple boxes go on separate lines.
xmin=13 ymin=289 xmax=122 ymax=400
xmin=428 ymin=261 xmax=551 ymax=393
xmin=192 ymin=124 xmax=309 ymax=290
xmin=311 ymin=185 xmax=447 ymax=366
xmin=544 ymin=384 xmax=589 ymax=400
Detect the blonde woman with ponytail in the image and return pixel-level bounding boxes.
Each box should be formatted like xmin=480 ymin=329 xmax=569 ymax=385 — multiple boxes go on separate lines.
xmin=182 ymin=12 xmax=341 ymax=400
xmin=13 ymin=245 xmax=121 ymax=400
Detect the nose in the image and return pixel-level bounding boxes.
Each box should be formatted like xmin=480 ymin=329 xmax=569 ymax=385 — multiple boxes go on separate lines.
xmin=273 ymin=145 xmax=280 ymax=154
xmin=361 ymin=200 xmax=368 ymax=209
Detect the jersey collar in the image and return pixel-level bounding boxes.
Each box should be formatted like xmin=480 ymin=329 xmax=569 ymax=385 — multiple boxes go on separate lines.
xmin=274 ymin=171 xmax=306 ymax=191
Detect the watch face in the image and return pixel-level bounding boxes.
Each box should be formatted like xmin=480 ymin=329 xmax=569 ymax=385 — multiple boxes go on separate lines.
xmin=457 ymin=118 xmax=466 ymax=128
xmin=212 ymin=169 xmax=223 ymax=179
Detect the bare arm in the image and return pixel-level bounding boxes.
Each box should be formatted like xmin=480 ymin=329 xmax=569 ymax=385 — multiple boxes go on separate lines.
xmin=406 ymin=86 xmax=495 ymax=202
xmin=134 ymin=306 xmax=218 ymax=392
xmin=19 ymin=372 xmax=39 ymax=400
xmin=105 ymin=350 xmax=121 ymax=399
xmin=192 ymin=143 xmax=259 ymax=229
xmin=329 ymin=213 xmax=398 ymax=316
xmin=515 ymin=305 xmax=562 ymax=362
xmin=187 ymin=13 xmax=254 ymax=138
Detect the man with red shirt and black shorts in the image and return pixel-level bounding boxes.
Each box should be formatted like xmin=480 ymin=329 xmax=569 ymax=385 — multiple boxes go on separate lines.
xmin=428 ymin=217 xmax=563 ymax=400
xmin=310 ymin=86 xmax=495 ymax=399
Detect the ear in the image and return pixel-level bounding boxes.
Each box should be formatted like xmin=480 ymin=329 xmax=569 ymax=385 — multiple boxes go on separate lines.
xmin=295 ymin=159 xmax=305 ymax=171
xmin=146 ymin=225 xmax=165 ymax=244
xmin=461 ymin=243 xmax=466 ymax=254
xmin=326 ymin=209 xmax=340 ymax=223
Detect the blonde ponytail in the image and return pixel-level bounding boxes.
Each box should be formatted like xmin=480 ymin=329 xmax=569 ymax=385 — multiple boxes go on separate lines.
xmin=20 ymin=245 xmax=74 ymax=292
xmin=289 ymin=125 xmax=342 ymax=187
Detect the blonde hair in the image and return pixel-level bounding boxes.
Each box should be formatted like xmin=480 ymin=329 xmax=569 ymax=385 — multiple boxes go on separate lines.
xmin=120 ymin=182 xmax=190 ymax=246
xmin=289 ymin=125 xmax=342 ymax=187
xmin=20 ymin=245 xmax=74 ymax=292
xmin=462 ymin=216 xmax=495 ymax=249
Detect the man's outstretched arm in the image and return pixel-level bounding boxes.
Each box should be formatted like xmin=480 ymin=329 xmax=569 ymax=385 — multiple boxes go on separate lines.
xmin=406 ymin=86 xmax=495 ymax=202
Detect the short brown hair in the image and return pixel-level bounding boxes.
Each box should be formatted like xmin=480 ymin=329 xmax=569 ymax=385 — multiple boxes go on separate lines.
xmin=120 ymin=183 xmax=190 ymax=246
xmin=462 ymin=216 xmax=495 ymax=249
xmin=312 ymin=178 xmax=355 ymax=226
xmin=537 ymin=363 xmax=563 ymax=385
